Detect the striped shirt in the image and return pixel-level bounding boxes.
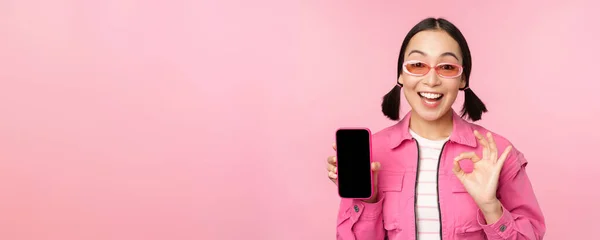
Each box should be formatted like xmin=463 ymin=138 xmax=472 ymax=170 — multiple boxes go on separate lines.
xmin=409 ymin=129 xmax=448 ymax=240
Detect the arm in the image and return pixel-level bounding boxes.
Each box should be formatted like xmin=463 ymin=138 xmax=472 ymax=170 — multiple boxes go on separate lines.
xmin=336 ymin=193 xmax=385 ymax=240
xmin=477 ymin=149 xmax=546 ymax=240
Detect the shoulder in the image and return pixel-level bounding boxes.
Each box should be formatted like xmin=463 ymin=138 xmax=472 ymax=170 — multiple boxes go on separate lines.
xmin=369 ymin=123 xmax=400 ymax=152
xmin=371 ymin=124 xmax=395 ymax=141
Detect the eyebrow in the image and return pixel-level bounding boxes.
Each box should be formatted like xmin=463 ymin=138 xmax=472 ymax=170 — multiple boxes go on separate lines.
xmin=407 ymin=50 xmax=460 ymax=61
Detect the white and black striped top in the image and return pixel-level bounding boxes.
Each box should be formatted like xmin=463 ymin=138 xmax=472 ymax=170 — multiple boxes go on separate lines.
xmin=409 ymin=129 xmax=449 ymax=240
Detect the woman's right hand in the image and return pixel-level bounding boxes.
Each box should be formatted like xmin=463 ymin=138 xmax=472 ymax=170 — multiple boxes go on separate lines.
xmin=327 ymin=143 xmax=381 ymax=203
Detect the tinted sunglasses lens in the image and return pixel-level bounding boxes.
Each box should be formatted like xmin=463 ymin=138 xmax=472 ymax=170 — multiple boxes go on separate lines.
xmin=404 ymin=62 xmax=430 ymax=75
xmin=436 ymin=64 xmax=461 ymax=77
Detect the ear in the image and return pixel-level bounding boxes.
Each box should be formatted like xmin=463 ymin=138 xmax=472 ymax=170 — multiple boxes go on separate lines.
xmin=398 ymin=75 xmax=404 ymax=85
xmin=459 ymin=75 xmax=467 ymax=89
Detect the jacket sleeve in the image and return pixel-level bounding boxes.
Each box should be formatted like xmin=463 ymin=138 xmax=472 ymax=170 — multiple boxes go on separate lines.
xmin=477 ymin=148 xmax=546 ymax=239
xmin=335 ymin=192 xmax=385 ymax=240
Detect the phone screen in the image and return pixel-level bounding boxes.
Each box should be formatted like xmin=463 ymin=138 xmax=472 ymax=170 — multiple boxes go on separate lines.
xmin=335 ymin=129 xmax=372 ymax=199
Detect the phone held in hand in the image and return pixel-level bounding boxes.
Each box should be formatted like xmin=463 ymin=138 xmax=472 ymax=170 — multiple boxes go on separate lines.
xmin=335 ymin=128 xmax=373 ymax=199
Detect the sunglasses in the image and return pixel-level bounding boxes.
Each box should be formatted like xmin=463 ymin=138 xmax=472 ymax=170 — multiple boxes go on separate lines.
xmin=402 ymin=60 xmax=463 ymax=78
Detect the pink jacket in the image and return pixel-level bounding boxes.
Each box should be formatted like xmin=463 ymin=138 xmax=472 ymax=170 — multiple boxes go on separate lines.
xmin=336 ymin=111 xmax=546 ymax=240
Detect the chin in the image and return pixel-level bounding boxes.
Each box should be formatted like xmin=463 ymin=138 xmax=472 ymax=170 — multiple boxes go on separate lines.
xmin=413 ymin=107 xmax=449 ymax=121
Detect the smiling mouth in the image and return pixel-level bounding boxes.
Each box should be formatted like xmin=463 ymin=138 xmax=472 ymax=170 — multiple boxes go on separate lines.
xmin=418 ymin=92 xmax=444 ymax=101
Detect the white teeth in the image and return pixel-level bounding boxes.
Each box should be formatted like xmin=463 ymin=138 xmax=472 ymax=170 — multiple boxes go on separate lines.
xmin=420 ymin=92 xmax=442 ymax=99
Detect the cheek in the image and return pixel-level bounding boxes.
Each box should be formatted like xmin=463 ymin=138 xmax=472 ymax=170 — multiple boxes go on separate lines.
xmin=444 ymin=92 xmax=459 ymax=104
xmin=444 ymin=80 xmax=462 ymax=95
xmin=447 ymin=78 xmax=462 ymax=87
xmin=401 ymin=88 xmax=420 ymax=108
xmin=443 ymin=89 xmax=461 ymax=105
xmin=401 ymin=77 xmax=422 ymax=92
xmin=401 ymin=86 xmax=420 ymax=99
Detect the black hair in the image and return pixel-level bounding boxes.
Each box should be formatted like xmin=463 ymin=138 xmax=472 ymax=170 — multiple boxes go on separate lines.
xmin=381 ymin=17 xmax=488 ymax=121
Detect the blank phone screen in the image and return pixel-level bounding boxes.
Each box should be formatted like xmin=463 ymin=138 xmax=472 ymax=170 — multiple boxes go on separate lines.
xmin=336 ymin=129 xmax=372 ymax=199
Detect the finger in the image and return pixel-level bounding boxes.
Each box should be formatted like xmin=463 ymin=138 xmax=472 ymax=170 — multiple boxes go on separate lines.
xmin=328 ymin=172 xmax=337 ymax=184
xmin=496 ymin=145 xmax=513 ymax=168
xmin=454 ymin=152 xmax=481 ymax=163
xmin=473 ymin=130 xmax=488 ymax=147
xmin=332 ymin=143 xmax=337 ymax=151
xmin=452 ymin=158 xmax=465 ymax=179
xmin=474 ymin=130 xmax=490 ymax=160
xmin=327 ymin=156 xmax=337 ymax=165
xmin=371 ymin=162 xmax=381 ymax=172
xmin=327 ymin=163 xmax=335 ymax=172
xmin=486 ymin=132 xmax=498 ymax=163
xmin=371 ymin=162 xmax=381 ymax=188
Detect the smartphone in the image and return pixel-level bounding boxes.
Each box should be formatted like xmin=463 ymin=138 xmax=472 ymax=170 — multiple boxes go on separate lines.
xmin=335 ymin=128 xmax=373 ymax=199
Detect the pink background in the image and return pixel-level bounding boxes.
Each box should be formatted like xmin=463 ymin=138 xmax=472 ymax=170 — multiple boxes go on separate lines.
xmin=0 ymin=0 xmax=598 ymax=239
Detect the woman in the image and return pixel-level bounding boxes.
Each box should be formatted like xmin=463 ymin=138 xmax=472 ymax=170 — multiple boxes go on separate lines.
xmin=326 ymin=18 xmax=546 ymax=240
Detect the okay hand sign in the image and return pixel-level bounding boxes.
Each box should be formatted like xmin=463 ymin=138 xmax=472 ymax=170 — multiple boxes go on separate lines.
xmin=452 ymin=130 xmax=513 ymax=208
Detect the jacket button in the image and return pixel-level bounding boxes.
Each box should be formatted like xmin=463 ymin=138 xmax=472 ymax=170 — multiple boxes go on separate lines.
xmin=354 ymin=205 xmax=359 ymax=212
xmin=499 ymin=224 xmax=507 ymax=232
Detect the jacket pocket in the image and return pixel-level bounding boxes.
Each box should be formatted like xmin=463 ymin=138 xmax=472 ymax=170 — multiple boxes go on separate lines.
xmin=383 ymin=221 xmax=403 ymax=239
xmin=450 ymin=177 xmax=477 ymax=214
xmin=455 ymin=225 xmax=485 ymax=239
xmin=450 ymin=177 xmax=482 ymax=238
xmin=378 ymin=171 xmax=407 ymax=238
xmin=379 ymin=171 xmax=405 ymax=220
xmin=378 ymin=171 xmax=404 ymax=192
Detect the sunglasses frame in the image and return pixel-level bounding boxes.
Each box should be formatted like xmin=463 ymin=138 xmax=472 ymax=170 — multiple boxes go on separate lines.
xmin=402 ymin=60 xmax=464 ymax=79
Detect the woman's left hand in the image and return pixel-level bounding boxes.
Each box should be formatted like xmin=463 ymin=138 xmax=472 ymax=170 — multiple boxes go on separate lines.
xmin=452 ymin=130 xmax=512 ymax=212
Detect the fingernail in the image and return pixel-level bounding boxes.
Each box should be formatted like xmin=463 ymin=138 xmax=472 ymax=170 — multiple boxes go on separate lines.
xmin=334 ymin=167 xmax=337 ymax=173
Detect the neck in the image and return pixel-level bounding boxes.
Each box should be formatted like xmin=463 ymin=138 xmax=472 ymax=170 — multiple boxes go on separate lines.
xmin=409 ymin=110 xmax=454 ymax=140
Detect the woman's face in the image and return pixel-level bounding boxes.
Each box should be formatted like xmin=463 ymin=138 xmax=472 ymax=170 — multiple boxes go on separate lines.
xmin=398 ymin=30 xmax=467 ymax=122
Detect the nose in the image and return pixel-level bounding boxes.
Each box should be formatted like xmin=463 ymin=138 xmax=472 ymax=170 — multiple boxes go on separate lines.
xmin=423 ymin=70 xmax=442 ymax=86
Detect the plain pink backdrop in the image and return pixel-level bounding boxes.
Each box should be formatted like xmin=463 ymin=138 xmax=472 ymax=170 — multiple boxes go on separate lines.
xmin=0 ymin=0 xmax=598 ymax=239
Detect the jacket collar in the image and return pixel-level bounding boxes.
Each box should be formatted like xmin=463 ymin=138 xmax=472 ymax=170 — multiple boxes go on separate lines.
xmin=388 ymin=110 xmax=477 ymax=149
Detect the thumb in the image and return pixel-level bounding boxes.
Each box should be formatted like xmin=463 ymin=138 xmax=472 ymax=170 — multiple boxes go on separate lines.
xmin=371 ymin=162 xmax=381 ymax=188
xmin=371 ymin=162 xmax=381 ymax=172
xmin=452 ymin=159 xmax=465 ymax=181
